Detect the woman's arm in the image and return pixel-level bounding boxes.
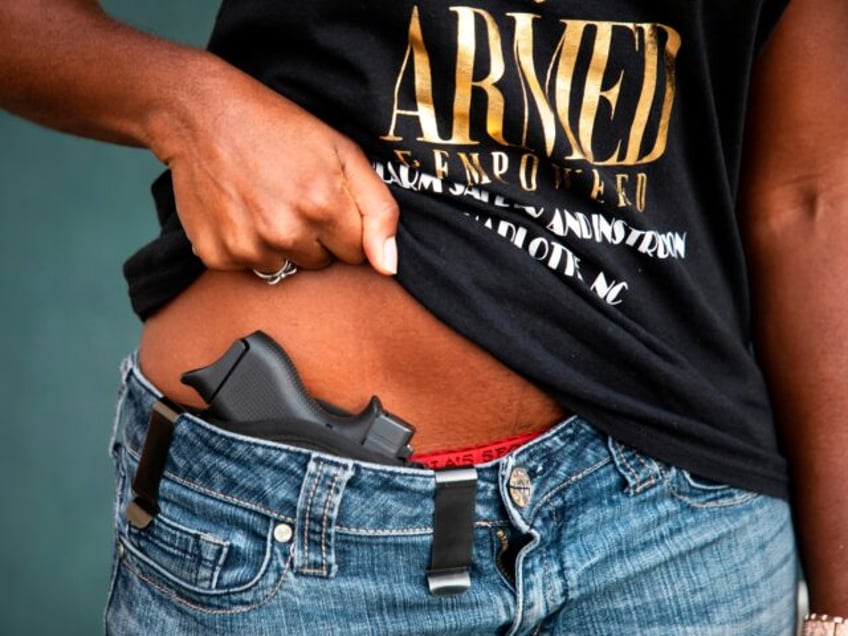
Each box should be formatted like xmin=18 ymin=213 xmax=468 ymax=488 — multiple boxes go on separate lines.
xmin=740 ymin=0 xmax=848 ymax=614
xmin=0 ymin=0 xmax=398 ymax=275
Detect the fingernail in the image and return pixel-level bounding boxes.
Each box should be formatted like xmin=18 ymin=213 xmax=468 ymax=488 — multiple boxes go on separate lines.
xmin=382 ymin=236 xmax=398 ymax=275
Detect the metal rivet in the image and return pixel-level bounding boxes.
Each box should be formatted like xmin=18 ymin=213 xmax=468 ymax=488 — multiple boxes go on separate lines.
xmin=273 ymin=523 xmax=293 ymax=543
xmin=508 ymin=466 xmax=533 ymax=508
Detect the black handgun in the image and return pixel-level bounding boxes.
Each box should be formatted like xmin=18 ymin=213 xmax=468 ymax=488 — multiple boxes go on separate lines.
xmin=180 ymin=331 xmax=416 ymax=465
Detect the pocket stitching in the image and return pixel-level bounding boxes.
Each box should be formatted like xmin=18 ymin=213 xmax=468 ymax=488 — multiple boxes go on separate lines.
xmin=119 ymin=544 xmax=294 ymax=615
xmin=121 ymin=518 xmax=279 ymax=597
xmin=668 ymin=470 xmax=759 ymax=509
xmin=127 ymin=512 xmax=230 ymax=588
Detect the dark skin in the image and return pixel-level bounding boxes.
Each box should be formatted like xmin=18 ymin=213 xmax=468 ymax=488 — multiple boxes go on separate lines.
xmin=741 ymin=0 xmax=848 ymax=614
xmin=2 ymin=0 xmax=847 ymax=614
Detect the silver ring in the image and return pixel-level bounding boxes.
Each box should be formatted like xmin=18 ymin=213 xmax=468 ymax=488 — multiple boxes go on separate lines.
xmin=252 ymin=260 xmax=298 ymax=285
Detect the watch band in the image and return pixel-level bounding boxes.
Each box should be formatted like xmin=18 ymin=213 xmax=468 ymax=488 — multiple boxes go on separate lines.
xmin=803 ymin=614 xmax=848 ymax=636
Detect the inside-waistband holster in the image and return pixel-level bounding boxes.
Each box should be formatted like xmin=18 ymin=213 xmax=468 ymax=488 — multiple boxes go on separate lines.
xmin=125 ymin=399 xmax=479 ymax=596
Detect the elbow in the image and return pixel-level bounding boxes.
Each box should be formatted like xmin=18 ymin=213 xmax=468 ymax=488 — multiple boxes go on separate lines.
xmin=741 ymin=172 xmax=848 ymax=252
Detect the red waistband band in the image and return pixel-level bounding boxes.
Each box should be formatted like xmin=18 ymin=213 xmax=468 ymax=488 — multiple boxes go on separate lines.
xmin=409 ymin=430 xmax=544 ymax=470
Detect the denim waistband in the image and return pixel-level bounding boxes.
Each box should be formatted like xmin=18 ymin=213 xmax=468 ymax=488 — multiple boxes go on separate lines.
xmin=115 ymin=353 xmax=664 ymax=536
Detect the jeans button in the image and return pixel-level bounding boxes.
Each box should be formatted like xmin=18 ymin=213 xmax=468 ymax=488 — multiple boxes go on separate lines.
xmin=273 ymin=523 xmax=294 ymax=543
xmin=508 ymin=466 xmax=533 ymax=508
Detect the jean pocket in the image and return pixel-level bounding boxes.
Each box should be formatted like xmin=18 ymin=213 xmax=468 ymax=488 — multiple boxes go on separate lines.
xmin=116 ymin=451 xmax=292 ymax=613
xmin=126 ymin=512 xmax=231 ymax=590
xmin=667 ymin=467 xmax=760 ymax=509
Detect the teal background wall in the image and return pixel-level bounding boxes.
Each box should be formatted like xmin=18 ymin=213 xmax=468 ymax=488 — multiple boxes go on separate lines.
xmin=0 ymin=4 xmax=219 ymax=634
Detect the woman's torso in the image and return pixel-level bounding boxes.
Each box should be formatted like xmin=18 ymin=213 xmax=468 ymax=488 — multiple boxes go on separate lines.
xmin=139 ymin=265 xmax=565 ymax=453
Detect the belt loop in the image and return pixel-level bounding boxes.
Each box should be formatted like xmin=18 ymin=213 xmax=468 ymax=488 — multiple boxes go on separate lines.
xmin=109 ymin=356 xmax=136 ymax=462
xmin=427 ymin=467 xmax=478 ymax=596
xmin=607 ymin=437 xmax=663 ymax=495
xmin=125 ymin=399 xmax=181 ymax=529
xmin=294 ymin=456 xmax=354 ymax=578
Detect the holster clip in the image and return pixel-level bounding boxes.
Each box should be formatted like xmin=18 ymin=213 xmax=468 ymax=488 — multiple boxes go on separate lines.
xmin=427 ymin=467 xmax=478 ymax=596
xmin=125 ymin=399 xmax=180 ymax=529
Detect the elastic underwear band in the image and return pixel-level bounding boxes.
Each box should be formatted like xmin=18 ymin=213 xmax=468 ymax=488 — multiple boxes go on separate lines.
xmin=410 ymin=430 xmax=544 ymax=470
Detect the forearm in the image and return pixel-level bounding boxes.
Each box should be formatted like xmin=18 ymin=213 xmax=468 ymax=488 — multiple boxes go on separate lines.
xmin=740 ymin=0 xmax=848 ymax=612
xmin=744 ymin=185 xmax=848 ymax=614
xmin=0 ymin=0 xmax=221 ymax=156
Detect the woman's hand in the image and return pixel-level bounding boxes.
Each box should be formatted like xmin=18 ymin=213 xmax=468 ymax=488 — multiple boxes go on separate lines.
xmin=152 ymin=60 xmax=398 ymax=276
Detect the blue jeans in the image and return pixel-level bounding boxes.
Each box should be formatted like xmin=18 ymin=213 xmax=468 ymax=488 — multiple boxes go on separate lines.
xmin=105 ymin=354 xmax=798 ymax=635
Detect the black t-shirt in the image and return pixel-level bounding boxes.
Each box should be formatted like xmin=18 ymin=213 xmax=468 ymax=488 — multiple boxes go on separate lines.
xmin=124 ymin=0 xmax=791 ymax=497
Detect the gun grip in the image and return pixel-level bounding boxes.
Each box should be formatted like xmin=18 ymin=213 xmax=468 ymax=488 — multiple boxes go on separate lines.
xmin=179 ymin=331 xmax=416 ymax=462
xmin=180 ymin=339 xmax=248 ymax=406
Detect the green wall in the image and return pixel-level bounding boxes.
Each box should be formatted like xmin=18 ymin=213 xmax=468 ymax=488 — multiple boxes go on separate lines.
xmin=0 ymin=4 xmax=218 ymax=634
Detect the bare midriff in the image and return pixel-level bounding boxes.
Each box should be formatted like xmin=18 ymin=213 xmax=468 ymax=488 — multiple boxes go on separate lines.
xmin=138 ymin=264 xmax=566 ymax=454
